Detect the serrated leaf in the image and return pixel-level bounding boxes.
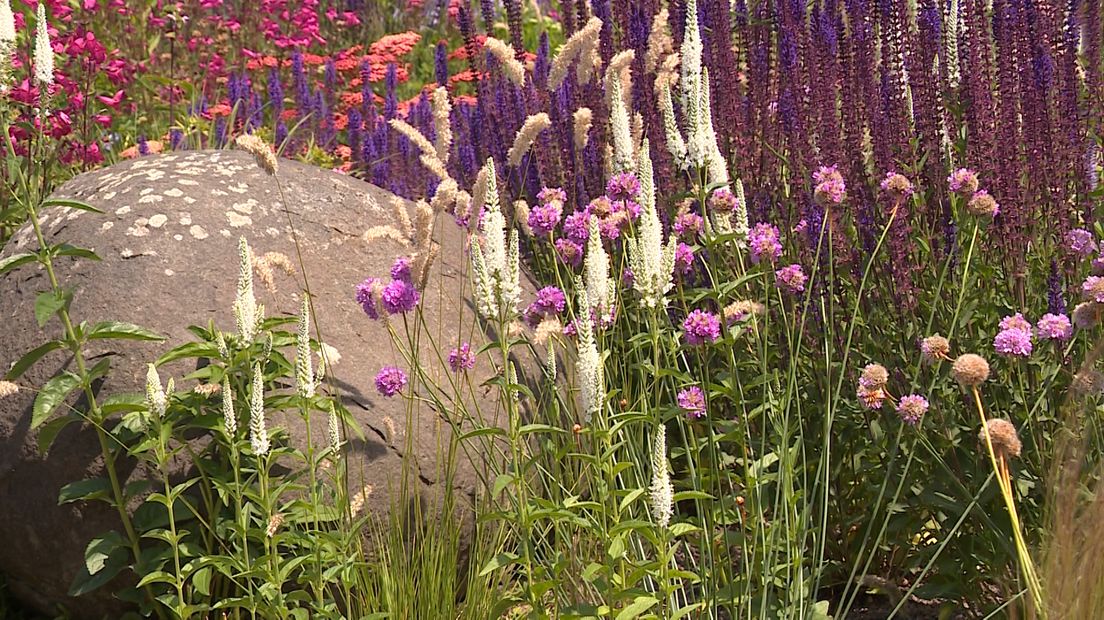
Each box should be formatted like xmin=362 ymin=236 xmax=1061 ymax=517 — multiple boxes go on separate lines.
xmin=0 ymin=252 xmax=37 ymax=276
xmin=41 ymin=198 xmax=104 ymax=214
xmin=6 ymin=340 xmax=65 ymax=380
xmin=34 ymin=289 xmax=71 ymax=327
xmin=86 ymin=321 xmax=164 ymax=342
xmin=615 ymin=596 xmax=658 ymax=620
xmin=32 ymin=371 xmax=81 ymax=430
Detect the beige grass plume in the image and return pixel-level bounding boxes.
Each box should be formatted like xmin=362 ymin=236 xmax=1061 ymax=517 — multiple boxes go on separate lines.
xmin=483 ymin=37 xmax=527 ymax=86
xmin=388 ymin=118 xmax=449 ymax=181
xmin=573 ymin=108 xmax=593 ymax=151
xmin=507 ymin=113 xmax=551 ymax=167
xmin=549 ymin=17 xmax=602 ymax=91
xmin=235 ymin=134 xmax=278 ymax=176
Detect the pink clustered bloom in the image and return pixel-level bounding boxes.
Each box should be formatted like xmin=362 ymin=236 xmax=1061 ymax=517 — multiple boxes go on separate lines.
xmin=1066 ymin=228 xmax=1098 ymax=257
xmin=355 ymin=277 xmax=381 ymax=319
xmin=674 ymin=212 xmax=704 ymax=240
xmin=606 ymin=172 xmax=641 ymax=201
xmin=448 ymin=343 xmax=476 ymax=372
xmin=775 ymin=263 xmax=807 ymax=294
xmin=359 ymin=257 xmax=421 ymax=318
xmin=1036 ymin=313 xmax=1072 ymax=341
xmin=993 ymin=313 xmax=1033 ymax=357
xmin=947 ymin=168 xmax=980 ymax=195
xmin=675 ymin=243 xmax=695 ymax=275
xmin=524 ymin=286 xmax=567 ymax=326
xmin=1083 ymin=275 xmax=1104 ymax=303
xmin=708 ymin=187 xmax=738 ymax=214
xmin=896 ymin=394 xmax=929 ymax=426
xmin=813 ymin=165 xmax=847 ymax=205
xmin=374 ymin=366 xmax=408 ymax=397
xmin=529 ymin=187 xmax=565 ymax=237
xmin=678 ymin=386 xmax=706 ymax=418
xmin=562 ymin=211 xmax=590 ymax=243
xmin=682 ymin=310 xmax=722 ymax=345
xmin=748 ymin=223 xmax=783 ymax=264
xmin=555 ymin=239 xmax=584 ymax=268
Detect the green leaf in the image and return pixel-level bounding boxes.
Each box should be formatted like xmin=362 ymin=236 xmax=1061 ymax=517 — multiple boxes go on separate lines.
xmin=86 ymin=321 xmax=164 ymax=342
xmin=478 ymin=552 xmax=519 ymax=577
xmin=84 ymin=531 xmax=125 ymax=575
xmin=53 ymin=244 xmax=101 ymax=262
xmin=5 ymin=340 xmax=64 ymax=380
xmin=37 ymin=413 xmax=78 ymax=453
xmin=34 ymin=289 xmax=72 ymax=327
xmin=607 ymin=534 xmax=626 ymax=560
xmin=668 ymin=523 xmax=700 ymax=538
xmin=41 ymin=198 xmax=104 ymax=214
xmin=69 ymin=533 xmax=128 ymax=597
xmin=615 ymin=596 xmax=658 ymax=620
xmin=155 ymin=341 xmax=218 ymax=366
xmin=0 ymin=252 xmax=37 ymax=276
xmin=59 ymin=477 xmax=113 ymax=504
xmin=32 ymin=371 xmax=81 ymax=430
xmin=619 ymin=488 xmax=646 ymax=513
xmin=136 ymin=570 xmax=176 ymax=588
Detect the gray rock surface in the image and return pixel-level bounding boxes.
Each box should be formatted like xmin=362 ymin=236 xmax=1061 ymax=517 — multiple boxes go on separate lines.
xmin=0 ymin=151 xmax=514 ymax=617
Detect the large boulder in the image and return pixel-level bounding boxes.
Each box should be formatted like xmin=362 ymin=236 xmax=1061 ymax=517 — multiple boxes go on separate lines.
xmin=0 ymin=151 xmax=513 ymax=617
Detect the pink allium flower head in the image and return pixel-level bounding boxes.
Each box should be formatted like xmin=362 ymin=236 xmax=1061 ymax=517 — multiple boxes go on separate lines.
xmin=1092 ymin=255 xmax=1104 ymax=275
xmin=793 ymin=219 xmax=808 ymax=234
xmin=920 ymin=335 xmax=951 ymax=363
xmin=562 ymin=210 xmax=590 ymax=243
xmin=606 ymin=172 xmax=641 ymax=201
xmin=537 ymin=186 xmax=567 ymax=205
xmin=381 ymin=279 xmax=420 ymax=314
xmin=374 ymin=366 xmax=408 ymax=397
xmin=674 ymin=212 xmax=704 ymax=239
xmin=813 ymin=165 xmax=847 ymax=205
xmin=678 ymin=386 xmax=706 ymax=418
xmin=1036 ymin=313 xmax=1072 ymax=341
xmin=856 ymin=386 xmax=886 ymax=410
xmin=448 ymin=342 xmax=476 ymax=372
xmin=1083 ymin=275 xmax=1104 ymax=303
xmin=947 ymin=168 xmax=979 ymax=195
xmin=775 ymin=263 xmax=807 ymax=294
xmin=675 ymin=243 xmax=695 ymax=275
xmin=994 ymin=328 xmax=1033 ymax=357
xmin=708 ymin=187 xmax=738 ymax=214
xmin=524 ymin=286 xmax=567 ymax=326
xmin=998 ymin=313 xmax=1032 ymax=332
xmin=896 ymin=394 xmax=929 ymax=425
xmin=528 ymin=200 xmax=563 ymax=237
xmin=966 ymin=190 xmax=1000 ymax=217
xmin=355 ymin=277 xmax=381 ymax=320
xmin=880 ymin=171 xmax=914 ymax=198
xmin=554 ymin=238 xmax=584 ymax=267
xmin=1066 ymin=228 xmax=1098 ymax=257
xmin=748 ymin=222 xmax=783 ymax=264
xmin=390 ymin=256 xmax=413 ymax=282
xmin=682 ymin=309 xmax=722 ymax=345
xmin=1073 ymin=302 xmax=1103 ymax=329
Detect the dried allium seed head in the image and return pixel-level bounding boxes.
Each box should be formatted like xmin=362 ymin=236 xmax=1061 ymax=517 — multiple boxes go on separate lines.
xmin=952 ymin=353 xmax=990 ymax=387
xmin=723 ymin=300 xmax=765 ymax=324
xmin=1071 ymin=369 xmax=1104 ymax=397
xmin=920 ymin=335 xmax=951 ymax=363
xmin=859 ymin=363 xmax=889 ymax=390
xmin=0 ymin=380 xmax=19 ymax=399
xmin=1072 ymin=301 xmax=1103 ymax=329
xmin=193 ymin=382 xmax=221 ymax=397
xmin=234 ymin=134 xmax=278 ymax=175
xmin=349 ymin=484 xmax=373 ymax=517
xmin=534 ymin=317 xmax=562 ymax=346
xmin=979 ymin=418 xmax=1022 ymax=459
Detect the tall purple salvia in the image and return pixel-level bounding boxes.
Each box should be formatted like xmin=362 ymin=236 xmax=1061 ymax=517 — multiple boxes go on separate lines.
xmin=347 ymin=108 xmax=363 ymax=165
xmin=384 ymin=63 xmax=398 ymax=120
xmin=435 ymin=40 xmax=449 ymax=87
xmin=504 ymin=0 xmax=524 ymax=55
xmin=267 ymin=67 xmax=284 ymax=120
xmin=291 ymin=51 xmax=310 ymax=112
xmin=1048 ymin=259 xmax=1066 ymax=315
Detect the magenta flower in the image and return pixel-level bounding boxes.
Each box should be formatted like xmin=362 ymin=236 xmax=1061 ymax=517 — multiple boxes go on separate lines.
xmin=381 ymin=279 xmax=420 ymax=314
xmin=748 ymin=223 xmax=783 ymax=264
xmin=390 ymin=256 xmax=413 ymax=282
xmin=562 ymin=210 xmax=590 ymax=243
xmin=880 ymin=171 xmax=914 ymax=198
xmin=896 ymin=394 xmax=929 ymax=426
xmin=678 ymin=386 xmax=706 ymax=418
xmin=947 ymin=168 xmax=979 ymax=195
xmin=813 ymin=165 xmax=847 ymax=205
xmin=448 ymin=343 xmax=476 ymax=372
xmin=674 ymin=212 xmax=704 ymax=239
xmin=682 ymin=310 xmax=722 ymax=345
xmin=775 ymin=263 xmax=807 ymax=294
xmin=994 ymin=328 xmax=1033 ymax=357
xmin=528 ymin=200 xmax=563 ymax=237
xmin=1066 ymin=228 xmax=1098 ymax=257
xmin=606 ymin=171 xmax=641 ymax=201
xmin=356 ymin=277 xmax=381 ymax=320
xmin=998 ymin=313 xmax=1032 ymax=332
xmin=524 ymin=286 xmax=567 ymax=326
xmin=675 ymin=242 xmax=695 ymax=275
xmin=374 ymin=366 xmax=408 ymax=397
xmin=708 ymin=187 xmax=738 ymax=213
xmin=1035 ymin=313 xmax=1072 ymax=341
xmin=554 ymin=238 xmax=584 ymax=268
xmin=1083 ymin=276 xmax=1104 ymax=303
